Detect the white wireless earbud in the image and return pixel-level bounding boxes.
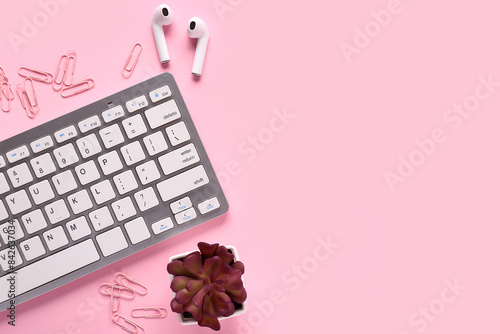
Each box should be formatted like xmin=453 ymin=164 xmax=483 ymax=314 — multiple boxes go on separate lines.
xmin=187 ymin=17 xmax=209 ymax=76
xmin=152 ymin=4 xmax=173 ymax=63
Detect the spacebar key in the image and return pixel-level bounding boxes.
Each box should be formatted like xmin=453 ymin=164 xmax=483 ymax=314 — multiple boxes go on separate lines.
xmin=0 ymin=239 xmax=100 ymax=303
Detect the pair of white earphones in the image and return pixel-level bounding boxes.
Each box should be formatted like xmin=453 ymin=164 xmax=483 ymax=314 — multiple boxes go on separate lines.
xmin=152 ymin=4 xmax=209 ymax=76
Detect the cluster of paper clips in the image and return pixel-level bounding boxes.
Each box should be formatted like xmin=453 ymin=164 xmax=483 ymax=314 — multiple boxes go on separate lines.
xmin=99 ymin=272 xmax=168 ymax=333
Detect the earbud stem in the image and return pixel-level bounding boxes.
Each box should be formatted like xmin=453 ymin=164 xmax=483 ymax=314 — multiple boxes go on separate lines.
xmin=153 ymin=24 xmax=170 ymax=63
xmin=192 ymin=35 xmax=208 ymax=76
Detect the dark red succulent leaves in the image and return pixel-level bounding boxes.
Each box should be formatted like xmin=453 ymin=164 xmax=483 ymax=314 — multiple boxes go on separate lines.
xmin=167 ymin=242 xmax=247 ymax=331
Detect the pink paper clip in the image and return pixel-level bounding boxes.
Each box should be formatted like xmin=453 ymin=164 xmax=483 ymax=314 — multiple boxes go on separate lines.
xmin=131 ymin=307 xmax=168 ymax=319
xmin=99 ymin=283 xmax=136 ymax=299
xmin=60 ymin=78 xmax=95 ymax=98
xmin=110 ymin=290 xmax=121 ymax=316
xmin=122 ymin=43 xmax=142 ymax=78
xmin=115 ymin=272 xmax=148 ymax=296
xmin=112 ymin=314 xmax=144 ymax=334
xmin=53 ymin=54 xmax=68 ymax=91
xmin=18 ymin=66 xmax=54 ymax=83
xmin=16 ymin=78 xmax=39 ymax=118
xmin=63 ymin=50 xmax=77 ymax=86
xmin=0 ymin=83 xmax=11 ymax=113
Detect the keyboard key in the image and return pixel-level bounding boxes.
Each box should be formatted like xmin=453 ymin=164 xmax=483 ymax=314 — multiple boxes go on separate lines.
xmin=0 ymin=240 xmax=100 ymax=304
xmin=89 ymin=207 xmax=114 ymax=232
xmin=54 ymin=143 xmax=79 ymax=168
xmin=20 ymin=236 xmax=46 ymax=261
xmin=166 ymin=121 xmax=190 ymax=146
xmin=113 ymin=170 xmax=138 ymax=195
xmin=67 ymin=190 xmax=93 ymax=215
xmin=0 ymin=246 xmax=23 ymax=271
xmin=0 ymin=173 xmax=9 ymax=195
xmin=6 ymin=190 xmax=32 ymax=215
xmin=6 ymin=145 xmax=29 ymax=163
xmin=102 ymin=105 xmax=125 ymax=123
xmin=170 ymin=196 xmax=192 ymax=214
xmin=151 ymin=217 xmax=174 ymax=235
xmin=157 ymin=165 xmax=209 ymax=202
xmin=29 ymin=180 xmax=55 ymax=205
xmin=66 ymin=216 xmax=91 ymax=241
xmin=175 ymin=207 xmax=197 ymax=225
xmin=111 ymin=197 xmax=136 ymax=221
xmin=158 ymin=143 xmax=200 ymax=176
xmin=96 ymin=227 xmax=128 ymax=257
xmin=134 ymin=187 xmax=159 ymax=212
xmin=100 ymin=124 xmax=125 ymax=149
xmin=21 ymin=209 xmax=48 ymax=234
xmin=42 ymin=226 xmax=69 ymax=251
xmin=124 ymin=217 xmax=151 ymax=245
xmin=198 ymin=197 xmax=221 ymax=215
xmin=120 ymin=141 xmax=146 ymax=166
xmin=31 ymin=135 xmax=54 ymax=153
xmin=76 ymin=134 xmax=102 ymax=158
xmin=149 ymin=84 xmax=172 ymax=103
xmin=45 ymin=199 xmax=70 ymax=225
xmin=0 ymin=201 xmax=8 ymax=221
xmin=90 ymin=179 xmax=116 ymax=204
xmin=75 ymin=161 xmax=101 ymax=185
xmin=30 ymin=153 xmax=57 ymax=178
xmin=0 ymin=156 xmax=5 ymax=168
xmin=54 ymin=125 xmax=78 ymax=143
xmin=136 ymin=160 xmax=161 ymax=185
xmin=98 ymin=151 xmax=123 ymax=175
xmin=125 ymin=95 xmax=148 ymax=113
xmin=145 ymin=100 xmax=181 ymax=129
xmin=122 ymin=114 xmax=147 ymax=139
xmin=52 ymin=170 xmax=78 ymax=195
xmin=78 ymin=115 xmax=101 ymax=133
xmin=7 ymin=163 xmax=33 ymax=188
xmin=143 ymin=131 xmax=168 ymax=156
xmin=0 ymin=219 xmax=24 ymax=244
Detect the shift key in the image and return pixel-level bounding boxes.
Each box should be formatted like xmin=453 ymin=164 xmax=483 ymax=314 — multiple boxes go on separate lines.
xmin=157 ymin=165 xmax=209 ymax=202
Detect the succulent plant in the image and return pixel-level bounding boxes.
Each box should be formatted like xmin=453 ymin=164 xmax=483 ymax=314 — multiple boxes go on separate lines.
xmin=167 ymin=242 xmax=247 ymax=331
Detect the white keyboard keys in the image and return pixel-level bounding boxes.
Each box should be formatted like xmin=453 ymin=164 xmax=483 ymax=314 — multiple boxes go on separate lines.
xmin=175 ymin=207 xmax=197 ymax=225
xmin=0 ymin=240 xmax=100 ymax=304
xmin=89 ymin=207 xmax=114 ymax=232
xmin=102 ymin=105 xmax=125 ymax=123
xmin=0 ymin=200 xmax=8 ymax=221
xmin=166 ymin=121 xmax=190 ymax=146
xmin=29 ymin=180 xmax=55 ymax=205
xmin=30 ymin=153 xmax=57 ymax=178
xmin=111 ymin=197 xmax=136 ymax=221
xmin=98 ymin=151 xmax=123 ymax=175
xmin=45 ymin=199 xmax=70 ymax=225
xmin=66 ymin=216 xmax=91 ymax=241
xmin=100 ymin=124 xmax=125 ymax=149
xmin=90 ymin=179 xmax=116 ymax=204
xmin=96 ymin=227 xmax=128 ymax=257
xmin=68 ymin=190 xmax=93 ymax=215
xmin=0 ymin=219 xmax=24 ymax=244
xmin=145 ymin=99 xmax=181 ymax=129
xmin=124 ymin=217 xmax=151 ymax=245
xmin=0 ymin=246 xmax=23 ymax=271
xmin=113 ymin=170 xmax=138 ymax=195
xmin=52 ymin=170 xmax=78 ymax=195
xmin=75 ymin=161 xmax=100 ymax=185
xmin=21 ymin=209 xmax=47 ymax=234
xmin=6 ymin=145 xmax=29 ymax=163
xmin=0 ymin=156 xmax=5 ymax=168
xmin=54 ymin=143 xmax=79 ymax=168
xmin=78 ymin=115 xmax=101 ymax=133
xmin=126 ymin=95 xmax=148 ymax=113
xmin=151 ymin=217 xmax=174 ymax=235
xmin=43 ymin=226 xmax=69 ymax=251
xmin=55 ymin=125 xmax=77 ymax=143
xmin=20 ymin=236 xmax=46 ymax=261
xmin=134 ymin=187 xmax=159 ymax=212
xmin=7 ymin=163 xmax=33 ymax=188
xmin=122 ymin=114 xmax=147 ymax=139
xmin=198 ymin=197 xmax=221 ymax=215
xmin=120 ymin=141 xmax=146 ymax=166
xmin=143 ymin=131 xmax=168 ymax=156
xmin=170 ymin=196 xmax=192 ymax=214
xmin=76 ymin=134 xmax=102 ymax=158
xmin=158 ymin=143 xmax=200 ymax=176
xmin=6 ymin=190 xmax=32 ymax=215
xmin=136 ymin=160 xmax=161 ymax=185
xmin=0 ymin=173 xmax=9 ymax=195
xmin=157 ymin=165 xmax=209 ymax=202
xmin=149 ymin=84 xmax=172 ymax=103
xmin=31 ymin=135 xmax=54 ymax=153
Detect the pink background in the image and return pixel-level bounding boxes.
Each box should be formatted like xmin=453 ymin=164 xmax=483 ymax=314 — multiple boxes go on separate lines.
xmin=1 ymin=0 xmax=499 ymax=333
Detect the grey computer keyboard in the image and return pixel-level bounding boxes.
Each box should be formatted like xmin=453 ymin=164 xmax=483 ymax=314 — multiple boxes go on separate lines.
xmin=0 ymin=73 xmax=228 ymax=310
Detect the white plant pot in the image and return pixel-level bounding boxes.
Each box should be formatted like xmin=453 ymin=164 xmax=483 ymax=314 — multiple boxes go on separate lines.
xmin=168 ymin=245 xmax=247 ymax=325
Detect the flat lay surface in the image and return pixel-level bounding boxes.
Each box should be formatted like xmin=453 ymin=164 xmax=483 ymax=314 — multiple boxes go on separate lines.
xmin=0 ymin=0 xmax=499 ymax=333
